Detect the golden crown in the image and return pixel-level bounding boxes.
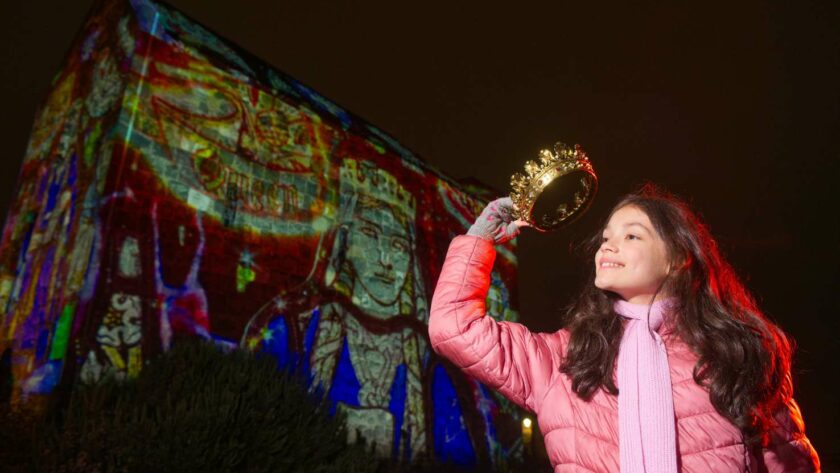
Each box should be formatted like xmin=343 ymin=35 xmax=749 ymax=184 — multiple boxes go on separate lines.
xmin=509 ymin=142 xmax=598 ymax=232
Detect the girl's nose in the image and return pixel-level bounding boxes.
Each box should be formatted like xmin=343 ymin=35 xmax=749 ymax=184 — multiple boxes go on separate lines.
xmin=600 ymin=240 xmax=617 ymax=253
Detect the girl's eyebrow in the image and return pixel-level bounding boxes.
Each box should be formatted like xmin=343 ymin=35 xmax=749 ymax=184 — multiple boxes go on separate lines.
xmin=603 ymin=222 xmax=652 ymax=234
xmin=623 ymin=222 xmax=652 ymax=233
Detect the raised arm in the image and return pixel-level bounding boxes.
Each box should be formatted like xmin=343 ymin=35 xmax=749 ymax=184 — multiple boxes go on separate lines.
xmin=428 ymin=234 xmax=564 ymax=413
xmin=758 ymin=396 xmax=820 ymax=473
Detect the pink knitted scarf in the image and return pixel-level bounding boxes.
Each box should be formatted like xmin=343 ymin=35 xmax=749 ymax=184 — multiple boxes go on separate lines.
xmin=614 ymin=297 xmax=679 ymax=473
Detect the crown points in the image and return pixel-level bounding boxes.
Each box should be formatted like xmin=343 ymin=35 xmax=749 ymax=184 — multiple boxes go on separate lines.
xmin=524 ymin=160 xmax=539 ymax=177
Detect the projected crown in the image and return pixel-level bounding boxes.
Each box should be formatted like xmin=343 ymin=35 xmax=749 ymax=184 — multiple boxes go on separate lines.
xmin=340 ymin=159 xmax=416 ymax=215
xmin=509 ymin=142 xmax=598 ymax=232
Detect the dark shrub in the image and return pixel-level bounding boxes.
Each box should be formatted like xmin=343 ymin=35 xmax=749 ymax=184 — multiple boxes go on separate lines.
xmin=27 ymin=340 xmax=376 ymax=473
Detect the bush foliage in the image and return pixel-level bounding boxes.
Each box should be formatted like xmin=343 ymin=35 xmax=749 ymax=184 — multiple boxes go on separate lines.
xmin=3 ymin=341 xmax=377 ymax=472
xmin=0 ymin=341 xmax=522 ymax=472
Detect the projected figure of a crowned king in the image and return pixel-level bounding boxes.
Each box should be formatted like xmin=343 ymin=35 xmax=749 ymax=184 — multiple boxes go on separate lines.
xmin=243 ymin=158 xmax=428 ymax=459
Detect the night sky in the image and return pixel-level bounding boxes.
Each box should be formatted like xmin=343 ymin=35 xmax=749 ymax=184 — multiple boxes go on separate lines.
xmin=1 ymin=0 xmax=838 ymax=467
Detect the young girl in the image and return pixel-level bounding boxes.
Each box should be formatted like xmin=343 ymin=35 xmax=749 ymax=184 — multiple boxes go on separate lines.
xmin=429 ymin=186 xmax=820 ymax=472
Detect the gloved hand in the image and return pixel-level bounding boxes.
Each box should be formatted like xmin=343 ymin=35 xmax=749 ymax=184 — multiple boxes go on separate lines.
xmin=467 ymin=197 xmax=529 ymax=244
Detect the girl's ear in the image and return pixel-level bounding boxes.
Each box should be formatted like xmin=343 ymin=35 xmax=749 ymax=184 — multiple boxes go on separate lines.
xmin=666 ymin=253 xmax=690 ymax=276
xmin=671 ymin=255 xmax=693 ymax=274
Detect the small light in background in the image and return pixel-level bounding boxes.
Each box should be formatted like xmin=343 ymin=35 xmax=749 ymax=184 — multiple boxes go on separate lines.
xmin=521 ymin=416 xmax=533 ymax=445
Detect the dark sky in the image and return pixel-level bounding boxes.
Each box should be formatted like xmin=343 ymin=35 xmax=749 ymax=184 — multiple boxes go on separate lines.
xmin=2 ymin=0 xmax=838 ymax=467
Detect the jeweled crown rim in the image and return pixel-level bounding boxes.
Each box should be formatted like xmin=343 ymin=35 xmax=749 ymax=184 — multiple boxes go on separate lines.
xmin=509 ymin=142 xmax=597 ymax=231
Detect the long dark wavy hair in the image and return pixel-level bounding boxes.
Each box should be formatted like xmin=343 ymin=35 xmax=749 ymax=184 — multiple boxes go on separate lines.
xmin=559 ymin=183 xmax=793 ymax=446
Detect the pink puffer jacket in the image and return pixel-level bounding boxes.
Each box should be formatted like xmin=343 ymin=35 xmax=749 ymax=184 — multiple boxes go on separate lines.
xmin=429 ymin=236 xmax=820 ymax=472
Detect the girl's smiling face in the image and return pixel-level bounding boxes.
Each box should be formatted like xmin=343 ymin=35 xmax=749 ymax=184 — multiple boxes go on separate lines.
xmin=594 ymin=205 xmax=672 ymax=304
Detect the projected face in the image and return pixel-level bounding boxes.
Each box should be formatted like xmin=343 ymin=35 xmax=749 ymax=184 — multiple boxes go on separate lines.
xmin=346 ymin=200 xmax=411 ymax=310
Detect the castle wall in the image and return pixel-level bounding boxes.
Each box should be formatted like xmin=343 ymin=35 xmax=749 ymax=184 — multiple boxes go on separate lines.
xmin=0 ymin=0 xmax=522 ymax=466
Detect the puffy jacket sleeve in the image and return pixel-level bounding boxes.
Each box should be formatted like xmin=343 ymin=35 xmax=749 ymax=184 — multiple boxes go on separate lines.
xmin=758 ymin=396 xmax=821 ymax=473
xmin=428 ymin=235 xmax=563 ymax=413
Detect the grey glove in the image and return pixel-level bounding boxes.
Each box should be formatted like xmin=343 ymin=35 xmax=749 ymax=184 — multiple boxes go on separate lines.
xmin=467 ymin=197 xmax=527 ymax=244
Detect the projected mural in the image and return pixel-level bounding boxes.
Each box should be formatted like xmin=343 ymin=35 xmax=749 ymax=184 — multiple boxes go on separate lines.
xmin=0 ymin=0 xmax=522 ymax=467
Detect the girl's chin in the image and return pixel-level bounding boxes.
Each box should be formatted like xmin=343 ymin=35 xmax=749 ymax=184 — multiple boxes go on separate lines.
xmin=594 ymin=279 xmax=616 ymax=291
xmin=595 ymin=282 xmax=628 ymax=298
